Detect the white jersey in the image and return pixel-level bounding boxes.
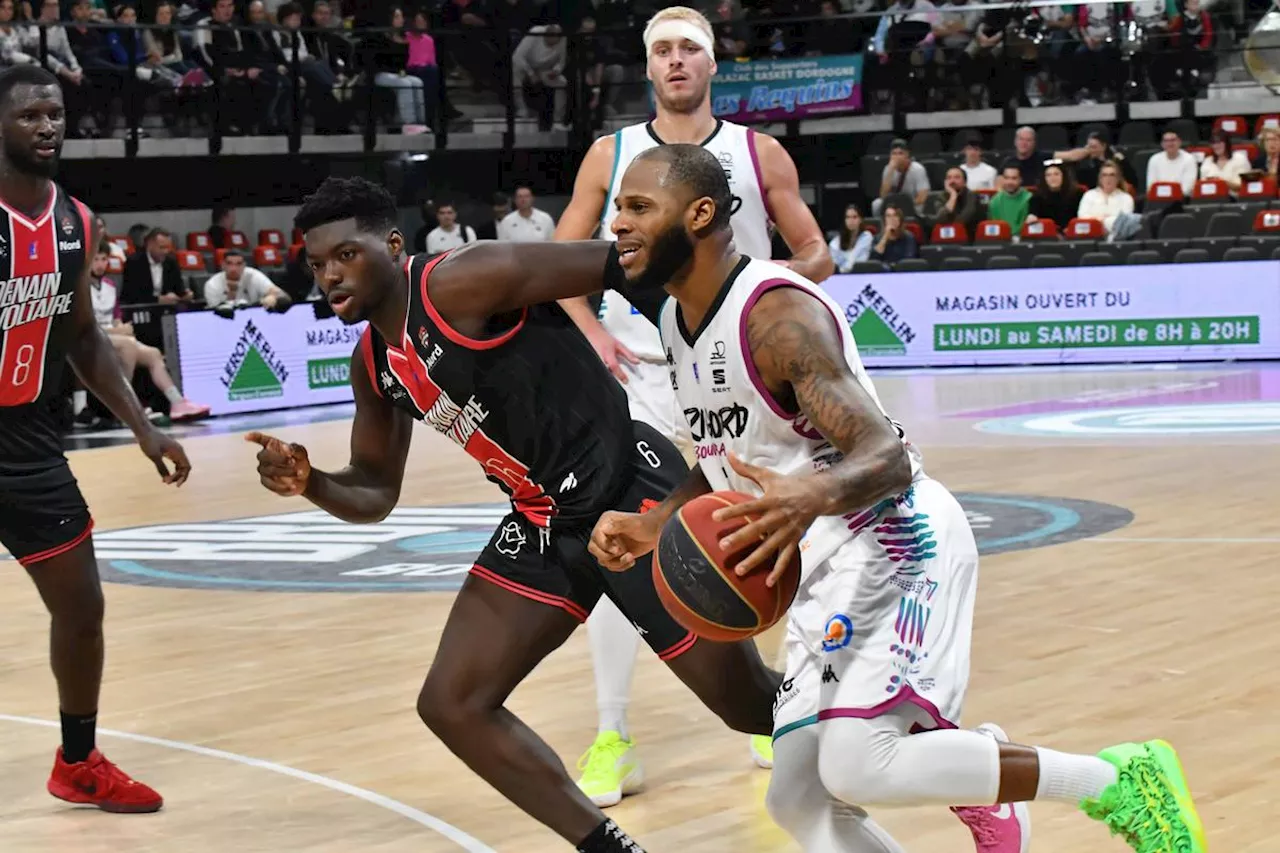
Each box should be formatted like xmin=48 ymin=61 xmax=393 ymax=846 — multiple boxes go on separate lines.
xmin=659 ymin=258 xmax=925 ymax=582
xmin=89 ymin=278 xmax=118 ymax=329
xmin=600 ymin=120 xmax=774 ymax=360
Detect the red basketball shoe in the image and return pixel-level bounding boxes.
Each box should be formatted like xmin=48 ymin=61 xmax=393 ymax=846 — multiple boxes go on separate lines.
xmin=47 ymin=748 xmax=164 ymax=813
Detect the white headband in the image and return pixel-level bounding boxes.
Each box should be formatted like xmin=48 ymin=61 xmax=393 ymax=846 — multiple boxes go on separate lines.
xmin=644 ymin=19 xmax=714 ymax=56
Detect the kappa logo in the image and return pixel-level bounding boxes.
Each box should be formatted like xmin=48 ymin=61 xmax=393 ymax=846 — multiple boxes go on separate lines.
xmin=845 ymin=284 xmax=914 ymax=357
xmin=821 ymin=614 xmax=854 ymax=652
xmin=822 ymin=664 xmax=840 ymax=684
xmin=494 ymin=520 xmax=526 ymax=557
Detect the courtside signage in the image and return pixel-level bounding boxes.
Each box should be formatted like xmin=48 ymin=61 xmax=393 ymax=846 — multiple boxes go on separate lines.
xmin=825 ymin=260 xmax=1280 ymax=367
xmin=174 ymin=307 xmax=366 ymax=415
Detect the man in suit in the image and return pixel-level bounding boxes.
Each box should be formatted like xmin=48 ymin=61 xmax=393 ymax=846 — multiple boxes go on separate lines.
xmin=473 ymin=191 xmax=511 ymax=241
xmin=121 ymin=227 xmax=192 ymax=306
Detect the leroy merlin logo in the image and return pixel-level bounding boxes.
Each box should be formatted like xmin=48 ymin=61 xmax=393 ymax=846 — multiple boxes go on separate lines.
xmin=844 ymin=284 xmax=915 ymax=356
xmin=221 ymin=318 xmax=288 ymax=401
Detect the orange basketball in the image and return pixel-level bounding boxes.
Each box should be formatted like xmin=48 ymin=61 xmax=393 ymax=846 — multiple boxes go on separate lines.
xmin=652 ymin=491 xmax=800 ymax=643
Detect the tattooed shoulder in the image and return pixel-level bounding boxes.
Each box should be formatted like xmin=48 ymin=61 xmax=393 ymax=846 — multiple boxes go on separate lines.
xmin=744 ymin=286 xmax=845 ymax=388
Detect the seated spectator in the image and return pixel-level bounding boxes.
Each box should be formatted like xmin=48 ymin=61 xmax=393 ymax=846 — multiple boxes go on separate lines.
xmin=1199 ymin=130 xmax=1251 ymax=191
xmin=194 ymin=0 xmax=274 ymax=135
xmin=958 ymin=136 xmax=996 ymax=190
xmin=1166 ymin=0 xmax=1214 ymax=97
xmin=208 ymin=204 xmax=235 ymax=249
xmin=1028 ymin=161 xmax=1082 ymax=230
xmin=498 ymin=186 xmax=555 ymax=242
xmin=1073 ymin=1 xmax=1121 ymax=102
xmin=121 ymin=227 xmax=191 ymax=304
xmin=513 ymin=24 xmax=568 ymax=132
xmin=145 ymin=1 xmax=201 ymax=83
xmin=362 ymin=6 xmax=426 ymax=132
xmin=574 ymin=15 xmax=625 ymax=130
xmin=928 ymin=166 xmax=983 ymax=236
xmin=475 ymin=192 xmax=510 ymax=241
xmin=829 ymin=204 xmax=873 ymax=273
xmin=242 ymin=0 xmax=290 ymax=133
xmin=303 ymin=0 xmax=353 ymax=98
xmin=66 ymin=0 xmax=127 ymax=135
xmin=24 ymin=0 xmax=93 ymax=136
xmin=1078 ymin=160 xmax=1139 ymax=240
xmin=274 ymin=3 xmax=345 ymax=133
xmin=0 ymin=0 xmax=35 ymax=70
xmin=90 ymin=243 xmax=210 ymax=421
xmin=1147 ymin=128 xmax=1197 ymax=196
xmin=873 ymin=138 xmax=930 ymax=216
xmin=94 ymin=216 xmax=127 ymax=262
xmin=405 ymin=10 xmax=439 ymax=130
xmin=1070 ymin=131 xmax=1137 ymax=190
xmin=869 ymin=204 xmax=918 ymax=264
xmin=987 ymin=163 xmax=1032 ymax=232
xmin=426 ymin=202 xmax=476 ymax=253
xmin=204 ymin=250 xmax=290 ymax=308
xmin=1251 ymin=127 xmax=1280 ymax=180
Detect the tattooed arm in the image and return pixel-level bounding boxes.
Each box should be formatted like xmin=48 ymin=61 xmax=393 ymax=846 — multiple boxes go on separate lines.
xmin=714 ymin=285 xmax=912 ymax=581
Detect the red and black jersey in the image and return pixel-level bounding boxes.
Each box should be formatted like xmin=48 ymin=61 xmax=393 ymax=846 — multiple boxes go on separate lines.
xmin=362 ymin=252 xmax=634 ymax=529
xmin=0 ymin=185 xmax=91 ymax=468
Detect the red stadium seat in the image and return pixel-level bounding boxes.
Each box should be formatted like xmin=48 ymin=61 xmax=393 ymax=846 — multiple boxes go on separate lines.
xmin=1254 ymin=209 xmax=1280 ymax=233
xmin=291 ymin=227 xmax=303 ymax=244
xmin=108 ymin=235 xmax=130 ymax=255
xmin=974 ymin=188 xmax=997 ymax=203
xmin=1212 ymin=115 xmax=1248 ymax=139
xmin=1064 ymin=218 xmax=1106 ymax=240
xmin=214 ymin=248 xmax=229 ymax=267
xmin=254 ymin=245 xmax=284 ymax=268
xmin=229 ymin=230 xmax=249 ymax=249
xmin=187 ymin=231 xmax=212 ymax=252
xmin=106 ymin=256 xmax=124 ymax=275
xmin=1020 ymin=219 xmax=1058 ymax=240
xmin=1255 ymin=115 xmax=1280 ymax=137
xmin=259 ymin=229 xmax=284 ymax=247
xmin=1146 ymin=181 xmax=1185 ymax=202
xmin=903 ymin=221 xmax=924 ymax=244
xmin=930 ymin=222 xmax=968 ymax=244
xmin=288 ymin=242 xmax=305 ymax=263
xmin=1192 ymin=178 xmax=1230 ymax=201
xmin=176 ymin=250 xmax=206 ymax=272
xmin=974 ymin=219 xmax=1011 ymax=242
xmin=1240 ymin=177 xmax=1278 ymax=200
xmin=1239 ymin=142 xmax=1260 ymax=162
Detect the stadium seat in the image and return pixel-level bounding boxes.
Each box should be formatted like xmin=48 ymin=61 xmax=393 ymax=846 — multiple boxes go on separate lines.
xmin=1030 ymin=253 xmax=1066 ymax=268
xmin=1174 ymin=248 xmax=1210 ymax=264
xmin=1021 ymin=219 xmax=1059 ymax=240
xmin=1118 ymin=121 xmax=1155 ymax=146
xmin=1192 ymin=178 xmax=1230 ymax=203
xmin=1167 ymin=118 xmax=1199 ymax=143
xmin=1240 ymin=177 xmax=1277 ymax=200
xmin=187 ymin=231 xmax=212 ymax=252
xmin=1205 ymin=211 xmax=1246 ymax=237
xmin=214 ymin=248 xmax=229 ymax=267
xmin=1184 ymin=237 xmax=1237 ymax=261
xmin=176 ymin=250 xmax=206 ymax=272
xmin=291 ymin=227 xmax=304 ymax=244
xmin=1146 ymin=181 xmax=1185 ymax=204
xmin=903 ymin=221 xmax=924 ymax=243
xmin=909 ymin=131 xmax=942 ymax=155
xmin=866 ymin=133 xmax=896 ymax=155
xmin=939 ymin=256 xmax=976 ymax=270
xmin=1079 ymin=251 xmax=1117 ymax=266
xmin=1222 ymin=246 xmax=1260 ymax=262
xmin=1255 ymin=115 xmax=1280 ymax=137
xmin=987 ymin=254 xmax=1020 ymax=269
xmin=931 ymin=222 xmax=968 ymax=244
xmin=974 ymin=188 xmax=998 ymax=203
xmin=1254 ymin=209 xmax=1280 ymax=232
xmin=288 ymin=242 xmax=306 ymax=263
xmin=974 ymin=219 xmax=1011 ymax=243
xmin=254 ymin=246 xmax=284 ymax=269
xmin=229 ymin=231 xmax=249 ymax=249
xmin=1126 ymin=250 xmax=1162 ymax=264
xmin=1273 ymin=246 xmax=1280 ymax=260
xmin=1158 ymin=213 xmax=1198 ymax=240
xmin=108 ymin=235 xmax=130 ymax=255
xmin=1064 ymin=218 xmax=1106 ymax=240
xmin=1038 ymin=125 xmax=1070 ymax=151
xmin=1212 ymin=116 xmax=1248 ymax=139
xmin=106 ymin=256 xmax=124 ymax=275
xmin=259 ymin=229 xmax=285 ymax=247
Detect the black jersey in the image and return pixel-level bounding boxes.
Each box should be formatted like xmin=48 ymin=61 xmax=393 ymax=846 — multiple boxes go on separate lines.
xmin=0 ymin=186 xmax=91 ymax=468
xmin=362 ymin=252 xmax=634 ymax=528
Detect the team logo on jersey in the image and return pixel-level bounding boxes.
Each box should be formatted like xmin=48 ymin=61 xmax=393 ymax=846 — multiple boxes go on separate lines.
xmin=684 ymin=403 xmax=749 ymax=441
xmin=821 ymin=614 xmax=854 ymax=651
xmin=845 ymin=284 xmax=915 ymax=357
xmin=710 ymin=341 xmax=726 ymax=362
xmin=0 ymin=233 xmax=9 ymax=258
xmin=495 ymin=520 xmax=527 ymax=557
xmin=27 ymin=241 xmax=37 ymax=261
xmin=60 ymin=215 xmax=75 ymax=236
xmin=418 ymin=325 xmax=430 ymax=349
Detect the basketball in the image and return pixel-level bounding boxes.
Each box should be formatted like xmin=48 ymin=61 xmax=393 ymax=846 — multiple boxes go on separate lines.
xmin=652 ymin=491 xmax=801 ymax=643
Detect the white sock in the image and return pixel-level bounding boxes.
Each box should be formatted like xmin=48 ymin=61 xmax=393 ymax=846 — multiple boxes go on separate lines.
xmin=72 ymin=390 xmax=86 ymax=414
xmin=163 ymin=385 xmax=184 ymax=404
xmin=1034 ymin=747 xmax=1119 ymax=803
xmin=587 ymin=598 xmax=639 ymax=740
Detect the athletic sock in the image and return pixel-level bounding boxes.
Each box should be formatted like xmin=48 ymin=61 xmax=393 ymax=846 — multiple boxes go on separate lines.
xmin=1034 ymin=747 xmax=1119 ymax=802
xmin=72 ymin=390 xmax=87 ymax=414
xmin=163 ymin=385 xmax=184 ymax=404
xmin=60 ymin=711 xmax=97 ymax=764
xmin=577 ymin=819 xmax=644 ymax=853
xmin=587 ymin=599 xmax=638 ymax=741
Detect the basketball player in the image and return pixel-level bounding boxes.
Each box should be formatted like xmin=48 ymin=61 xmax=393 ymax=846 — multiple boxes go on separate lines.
xmin=554 ymin=6 xmax=832 ymax=795
xmin=246 ymin=176 xmax=779 ymax=853
xmin=0 ymin=66 xmax=191 ymax=812
xmin=588 ymin=145 xmax=1207 ymax=853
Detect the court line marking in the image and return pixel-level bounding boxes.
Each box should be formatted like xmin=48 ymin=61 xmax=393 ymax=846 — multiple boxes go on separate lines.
xmin=1089 ymin=537 xmax=1280 ymax=544
xmin=0 ymin=714 xmax=497 ymax=853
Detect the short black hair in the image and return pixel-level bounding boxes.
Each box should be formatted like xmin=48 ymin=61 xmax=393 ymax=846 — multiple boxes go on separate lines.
xmin=294 ymin=176 xmax=399 ymax=235
xmin=223 ymin=249 xmax=245 ymax=261
xmin=96 ymin=240 xmax=112 ymax=255
xmin=491 ymin=191 xmax=510 ymax=206
xmin=1000 ymin=160 xmax=1021 ymax=175
xmin=634 ymin=144 xmax=733 ymax=231
xmin=0 ymin=65 xmax=60 ymax=112
xmin=277 ymin=0 xmax=302 ymax=18
xmin=145 ymin=226 xmax=171 ymax=243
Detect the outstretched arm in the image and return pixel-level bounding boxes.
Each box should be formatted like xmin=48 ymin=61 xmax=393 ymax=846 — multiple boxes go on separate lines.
xmin=754 ymin=133 xmax=835 ymax=284
xmin=67 ymin=208 xmax=190 ymax=485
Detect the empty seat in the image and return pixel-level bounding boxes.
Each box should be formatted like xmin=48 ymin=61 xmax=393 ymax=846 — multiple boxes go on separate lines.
xmin=893 ymin=258 xmax=930 ymax=272
xmin=853 ymin=261 xmax=888 ymax=273
xmin=939 ymin=256 xmax=976 ymax=270
xmin=1126 ymin=250 xmax=1162 ymax=264
xmin=254 ymin=245 xmax=285 ymax=269
xmin=1038 ymin=125 xmax=1069 ymax=151
xmin=176 ymin=250 xmax=206 ymax=272
xmin=922 ymin=158 xmax=949 ymax=190
xmin=1173 ymin=248 xmax=1210 ymax=264
xmin=987 ymin=254 xmax=1021 ymax=269
xmin=1118 ymin=121 xmax=1155 ymax=146
xmin=1147 ymin=182 xmax=1186 ymax=206
xmin=909 ymin=131 xmax=942 ymax=155
xmin=1191 ymin=179 xmax=1230 ymax=204
xmin=1080 ymin=251 xmax=1118 ymax=266
xmin=866 ymin=133 xmax=896 ymax=155
xmin=1222 ymin=246 xmax=1261 ymax=262
xmin=228 ymin=231 xmax=249 ymax=249
xmin=1184 ymin=237 xmax=1236 ymax=261
xmin=1030 ymin=253 xmax=1066 ymax=268
xmin=1253 ymin=209 xmax=1280 ymax=233
xmin=259 ymin=229 xmax=285 ymax=247
xmin=1158 ymin=213 xmax=1198 ymax=240
xmin=1166 ymin=118 xmax=1199 ymax=143
xmin=187 ymin=231 xmax=213 ymax=252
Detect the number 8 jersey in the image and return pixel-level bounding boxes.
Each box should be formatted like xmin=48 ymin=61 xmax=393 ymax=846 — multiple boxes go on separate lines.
xmin=0 ymin=185 xmax=91 ymax=466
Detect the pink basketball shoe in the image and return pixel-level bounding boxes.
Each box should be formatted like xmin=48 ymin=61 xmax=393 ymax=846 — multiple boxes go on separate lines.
xmin=950 ymin=724 xmax=1031 ymax=852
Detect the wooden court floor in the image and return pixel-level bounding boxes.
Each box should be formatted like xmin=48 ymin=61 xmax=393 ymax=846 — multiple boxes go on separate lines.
xmin=2 ymin=364 xmax=1277 ymax=852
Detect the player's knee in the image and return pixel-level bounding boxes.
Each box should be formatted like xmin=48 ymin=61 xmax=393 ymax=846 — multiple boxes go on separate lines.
xmin=764 ymin=771 xmax=811 ymax=831
xmin=416 ymin=666 xmax=485 ymax=735
xmin=816 ymin=718 xmax=898 ymax=806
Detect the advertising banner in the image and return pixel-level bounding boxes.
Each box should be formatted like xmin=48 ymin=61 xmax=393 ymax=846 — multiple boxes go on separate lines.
xmin=650 ymin=54 xmax=863 ymax=122
xmin=174 ymin=306 xmax=365 ymax=415
xmin=824 ymin=261 xmax=1280 ymax=367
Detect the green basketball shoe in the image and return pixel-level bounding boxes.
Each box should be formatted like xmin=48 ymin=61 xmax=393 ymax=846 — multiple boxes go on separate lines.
xmin=1080 ymin=740 xmax=1207 ymax=852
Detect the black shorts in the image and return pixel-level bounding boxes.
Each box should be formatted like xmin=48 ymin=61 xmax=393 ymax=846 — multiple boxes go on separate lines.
xmin=469 ymin=421 xmax=697 ymax=661
xmin=0 ymin=461 xmax=94 ymax=567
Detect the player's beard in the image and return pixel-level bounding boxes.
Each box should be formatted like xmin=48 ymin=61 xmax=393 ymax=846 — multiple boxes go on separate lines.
xmin=630 ymin=220 xmax=695 ymax=291
xmin=6 ymin=139 xmax=59 ymax=179
xmin=653 ymin=80 xmax=708 ymax=116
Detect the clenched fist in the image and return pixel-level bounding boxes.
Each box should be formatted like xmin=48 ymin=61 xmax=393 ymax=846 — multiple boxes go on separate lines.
xmin=245 ymin=431 xmax=311 ymax=496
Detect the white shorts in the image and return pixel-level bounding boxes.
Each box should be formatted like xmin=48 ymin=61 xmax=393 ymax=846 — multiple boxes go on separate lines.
xmin=773 ymin=478 xmax=978 ymax=741
xmin=622 ymin=359 xmax=691 ymax=455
